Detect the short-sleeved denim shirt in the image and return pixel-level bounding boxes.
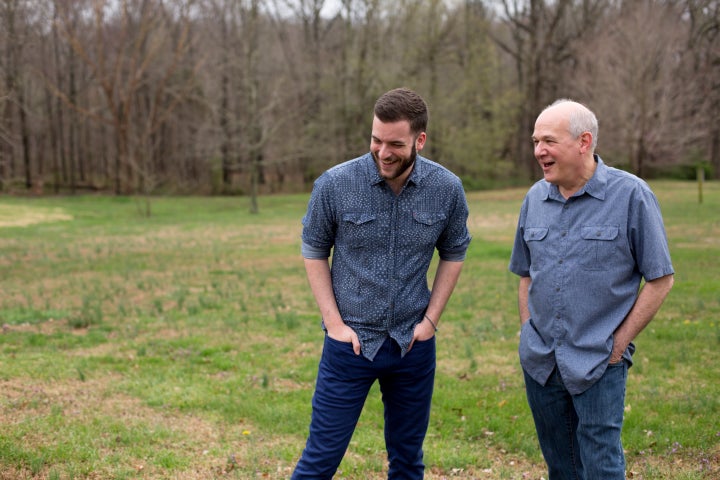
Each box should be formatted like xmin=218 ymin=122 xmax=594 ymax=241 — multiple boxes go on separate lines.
xmin=509 ymin=156 xmax=674 ymax=395
xmin=302 ymin=153 xmax=471 ymax=360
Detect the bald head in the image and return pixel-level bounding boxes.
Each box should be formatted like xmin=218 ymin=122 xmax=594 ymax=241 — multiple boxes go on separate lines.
xmin=532 ymin=99 xmax=599 ymax=197
xmin=538 ymin=99 xmax=598 ymax=152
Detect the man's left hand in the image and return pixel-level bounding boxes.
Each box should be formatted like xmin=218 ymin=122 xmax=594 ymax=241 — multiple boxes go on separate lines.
xmin=408 ymin=319 xmax=437 ymax=352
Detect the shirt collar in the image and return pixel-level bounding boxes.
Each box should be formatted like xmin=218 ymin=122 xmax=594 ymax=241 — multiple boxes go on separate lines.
xmin=365 ymin=152 xmax=428 ymax=188
xmin=579 ymin=155 xmax=607 ymax=200
xmin=543 ymin=154 xmax=608 ymax=201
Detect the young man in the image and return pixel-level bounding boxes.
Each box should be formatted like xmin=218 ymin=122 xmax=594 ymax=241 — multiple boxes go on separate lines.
xmin=293 ymin=87 xmax=472 ymax=479
xmin=509 ymin=99 xmax=674 ymax=479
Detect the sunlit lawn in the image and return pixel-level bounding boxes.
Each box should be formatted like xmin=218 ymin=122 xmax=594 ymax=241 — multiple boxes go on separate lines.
xmin=0 ymin=181 xmax=718 ymax=479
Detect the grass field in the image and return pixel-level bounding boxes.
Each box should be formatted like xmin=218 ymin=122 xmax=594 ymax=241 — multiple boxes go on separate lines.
xmin=0 ymin=181 xmax=718 ymax=479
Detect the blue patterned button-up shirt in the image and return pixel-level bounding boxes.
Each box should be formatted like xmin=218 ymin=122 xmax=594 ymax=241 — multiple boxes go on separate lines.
xmin=301 ymin=153 xmax=471 ymax=360
xmin=509 ymin=156 xmax=674 ymax=394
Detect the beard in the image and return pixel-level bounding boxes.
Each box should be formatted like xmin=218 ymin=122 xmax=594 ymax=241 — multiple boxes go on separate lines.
xmin=373 ymin=144 xmax=417 ymax=181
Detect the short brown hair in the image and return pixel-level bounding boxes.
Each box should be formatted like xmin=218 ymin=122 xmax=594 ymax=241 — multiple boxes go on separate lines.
xmin=373 ymin=88 xmax=428 ymax=135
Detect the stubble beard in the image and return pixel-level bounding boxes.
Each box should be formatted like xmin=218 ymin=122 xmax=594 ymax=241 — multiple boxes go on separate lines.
xmin=374 ymin=144 xmax=417 ymax=181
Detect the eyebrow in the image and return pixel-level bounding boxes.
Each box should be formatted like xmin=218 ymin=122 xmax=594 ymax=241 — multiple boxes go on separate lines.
xmin=372 ymin=135 xmax=407 ymax=146
xmin=532 ymin=134 xmax=555 ymax=142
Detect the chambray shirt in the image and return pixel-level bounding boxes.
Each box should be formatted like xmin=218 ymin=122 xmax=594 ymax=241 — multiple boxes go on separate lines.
xmin=509 ymin=156 xmax=674 ymax=395
xmin=302 ymin=153 xmax=471 ymax=361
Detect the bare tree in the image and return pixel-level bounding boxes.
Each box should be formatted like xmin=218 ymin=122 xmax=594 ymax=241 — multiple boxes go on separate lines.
xmin=492 ymin=0 xmax=608 ymax=179
xmin=0 ymin=0 xmax=715 ymax=195
xmin=204 ymin=0 xmax=240 ymax=194
xmin=333 ymin=0 xmax=381 ymax=160
xmin=52 ymin=0 xmax=202 ymax=198
xmin=386 ymin=0 xmax=458 ymax=160
xmin=0 ymin=96 xmax=10 ymax=191
xmin=0 ymin=0 xmax=31 ymax=191
xmin=572 ymin=1 xmax=693 ymax=177
xmin=240 ymin=0 xmax=264 ymax=213
xmin=683 ymin=0 xmax=720 ymax=178
xmin=268 ymin=0 xmax=332 ymax=185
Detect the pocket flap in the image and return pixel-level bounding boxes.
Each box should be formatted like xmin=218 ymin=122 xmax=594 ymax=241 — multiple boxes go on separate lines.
xmin=581 ymin=226 xmax=619 ymax=241
xmin=342 ymin=212 xmax=376 ymax=225
xmin=524 ymin=227 xmax=549 ymax=242
xmin=412 ymin=211 xmax=446 ymax=225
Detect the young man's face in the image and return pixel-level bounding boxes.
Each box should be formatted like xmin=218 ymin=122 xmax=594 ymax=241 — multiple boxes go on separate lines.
xmin=370 ymin=116 xmax=426 ymax=184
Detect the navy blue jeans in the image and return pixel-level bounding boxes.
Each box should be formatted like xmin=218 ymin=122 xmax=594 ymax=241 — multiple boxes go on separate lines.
xmin=523 ymin=361 xmax=628 ymax=480
xmin=292 ymin=335 xmax=436 ymax=480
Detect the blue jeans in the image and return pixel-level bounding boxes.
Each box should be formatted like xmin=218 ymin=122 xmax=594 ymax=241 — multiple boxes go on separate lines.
xmin=292 ymin=335 xmax=436 ymax=480
xmin=523 ymin=361 xmax=628 ymax=480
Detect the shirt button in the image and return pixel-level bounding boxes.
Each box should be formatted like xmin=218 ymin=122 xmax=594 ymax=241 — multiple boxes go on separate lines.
xmin=555 ymin=287 xmax=560 ymax=292
xmin=561 ymin=231 xmax=567 ymax=237
xmin=558 ymin=259 xmax=563 ymax=264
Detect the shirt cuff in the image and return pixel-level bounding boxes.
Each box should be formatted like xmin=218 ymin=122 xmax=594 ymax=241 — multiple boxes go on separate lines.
xmin=301 ymin=241 xmax=331 ymax=259
xmin=438 ymin=239 xmax=471 ymax=262
xmin=439 ymin=250 xmax=467 ymax=262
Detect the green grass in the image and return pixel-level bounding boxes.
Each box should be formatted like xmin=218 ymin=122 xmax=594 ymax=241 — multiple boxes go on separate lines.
xmin=0 ymin=182 xmax=718 ymax=479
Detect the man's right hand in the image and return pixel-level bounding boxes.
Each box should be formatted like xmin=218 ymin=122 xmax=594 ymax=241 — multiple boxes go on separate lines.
xmin=327 ymin=324 xmax=361 ymax=355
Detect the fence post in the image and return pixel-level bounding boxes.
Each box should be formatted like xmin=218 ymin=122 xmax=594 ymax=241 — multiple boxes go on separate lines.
xmin=697 ymin=165 xmax=704 ymax=204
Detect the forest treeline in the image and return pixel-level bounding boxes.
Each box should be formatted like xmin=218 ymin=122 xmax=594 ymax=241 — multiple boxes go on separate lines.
xmin=1 ymin=0 xmax=718 ymax=198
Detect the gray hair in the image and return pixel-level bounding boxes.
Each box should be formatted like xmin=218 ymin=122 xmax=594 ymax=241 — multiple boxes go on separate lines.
xmin=546 ymin=99 xmax=599 ymax=151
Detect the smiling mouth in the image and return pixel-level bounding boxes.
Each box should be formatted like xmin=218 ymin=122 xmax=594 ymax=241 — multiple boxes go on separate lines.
xmin=541 ymin=161 xmax=555 ymax=169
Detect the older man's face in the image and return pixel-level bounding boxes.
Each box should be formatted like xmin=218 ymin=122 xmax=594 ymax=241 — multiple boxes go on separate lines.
xmin=532 ymin=108 xmax=586 ymax=192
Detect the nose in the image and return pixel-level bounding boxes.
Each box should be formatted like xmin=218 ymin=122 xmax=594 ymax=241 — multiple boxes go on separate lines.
xmin=534 ymin=142 xmax=546 ymax=158
xmin=377 ymin=143 xmax=392 ymax=160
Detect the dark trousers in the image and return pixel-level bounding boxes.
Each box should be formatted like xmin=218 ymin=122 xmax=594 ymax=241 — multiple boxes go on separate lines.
xmin=292 ymin=335 xmax=436 ymax=479
xmin=523 ymin=362 xmax=628 ymax=480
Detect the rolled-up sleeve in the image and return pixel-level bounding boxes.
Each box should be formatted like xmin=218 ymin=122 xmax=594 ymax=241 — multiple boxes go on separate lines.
xmin=436 ymin=181 xmax=472 ymax=261
xmin=301 ymin=241 xmax=330 ymax=259
xmin=301 ymin=173 xmax=336 ymax=259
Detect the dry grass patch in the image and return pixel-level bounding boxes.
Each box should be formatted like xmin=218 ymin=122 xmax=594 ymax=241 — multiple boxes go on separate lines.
xmin=0 ymin=205 xmax=73 ymax=228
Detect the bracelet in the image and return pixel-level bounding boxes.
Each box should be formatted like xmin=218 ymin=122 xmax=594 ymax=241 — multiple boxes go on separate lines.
xmin=424 ymin=314 xmax=438 ymax=331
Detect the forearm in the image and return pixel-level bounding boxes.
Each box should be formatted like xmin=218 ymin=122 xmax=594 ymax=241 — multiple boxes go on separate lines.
xmin=304 ymin=257 xmax=361 ymax=352
xmin=424 ymin=259 xmax=464 ymax=327
xmin=611 ymin=274 xmax=674 ymax=360
xmin=304 ymin=258 xmax=343 ymax=330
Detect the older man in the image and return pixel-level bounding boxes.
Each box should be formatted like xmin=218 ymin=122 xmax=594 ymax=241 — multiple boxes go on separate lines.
xmin=509 ymin=99 xmax=674 ymax=479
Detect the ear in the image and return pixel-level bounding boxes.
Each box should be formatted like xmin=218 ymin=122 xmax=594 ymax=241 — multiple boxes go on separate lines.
xmin=415 ymin=132 xmax=427 ymax=152
xmin=579 ymin=131 xmax=593 ymax=154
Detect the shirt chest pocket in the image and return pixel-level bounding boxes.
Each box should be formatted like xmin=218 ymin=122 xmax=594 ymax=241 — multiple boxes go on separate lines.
xmin=523 ymin=227 xmax=549 ymax=270
xmin=405 ymin=211 xmax=447 ymax=248
xmin=341 ymin=212 xmax=379 ymax=247
xmin=580 ymin=225 xmax=619 ymax=271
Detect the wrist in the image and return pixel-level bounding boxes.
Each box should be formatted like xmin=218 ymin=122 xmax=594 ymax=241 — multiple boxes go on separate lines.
xmin=322 ymin=315 xmax=345 ymax=331
xmin=424 ymin=314 xmax=438 ymax=331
